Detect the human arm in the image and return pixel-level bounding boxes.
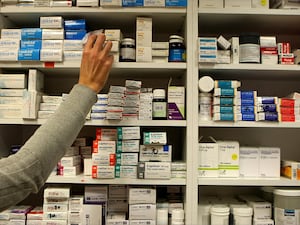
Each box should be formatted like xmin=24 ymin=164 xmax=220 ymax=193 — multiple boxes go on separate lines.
xmin=0 ymin=33 xmax=113 ymax=211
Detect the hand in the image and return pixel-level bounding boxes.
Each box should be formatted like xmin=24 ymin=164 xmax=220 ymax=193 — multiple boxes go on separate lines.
xmin=79 ymin=33 xmax=114 ymax=93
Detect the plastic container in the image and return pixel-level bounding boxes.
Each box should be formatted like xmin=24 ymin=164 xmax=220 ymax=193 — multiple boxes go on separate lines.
xmin=273 ymin=188 xmax=300 ymax=225
xmin=152 ymin=89 xmax=167 ymax=120
xmin=198 ymin=203 xmax=211 ymax=225
xmin=171 ymin=208 xmax=185 ymax=225
xmin=169 ymin=35 xmax=186 ymax=62
xmin=239 ymin=33 xmax=260 ymax=63
xmin=233 ymin=206 xmax=253 ymax=225
xmin=157 ymin=208 xmax=168 ymax=225
xmin=120 ymin=38 xmax=136 ymax=62
xmin=199 ymin=93 xmax=212 ymax=121
xmin=210 ymin=204 xmax=230 ymax=225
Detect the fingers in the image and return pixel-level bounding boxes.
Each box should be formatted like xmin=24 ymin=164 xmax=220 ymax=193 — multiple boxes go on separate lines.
xmin=93 ymin=33 xmax=106 ymax=52
xmin=84 ymin=34 xmax=97 ymax=50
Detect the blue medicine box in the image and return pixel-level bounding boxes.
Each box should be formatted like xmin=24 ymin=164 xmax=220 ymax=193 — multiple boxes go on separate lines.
xmin=21 ymin=28 xmax=42 ymax=40
xmin=64 ymin=19 xmax=86 ymax=30
xmin=65 ymin=30 xmax=87 ymax=40
xmin=18 ymin=49 xmax=40 ymax=61
xmin=165 ymin=0 xmax=187 ymax=7
xmin=122 ymin=0 xmax=143 ymax=6
xmin=20 ymin=40 xmax=42 ymax=50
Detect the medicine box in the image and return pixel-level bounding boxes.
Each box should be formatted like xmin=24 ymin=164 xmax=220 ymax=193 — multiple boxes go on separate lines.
xmin=199 ymin=0 xmax=223 ymax=8
xmin=0 ymin=39 xmax=19 ymax=49
xmin=224 ymin=0 xmax=251 ymax=8
xmin=84 ymin=186 xmax=108 ymax=203
xmin=122 ymin=0 xmax=143 ymax=7
xmin=239 ymin=146 xmax=259 ymax=177
xmin=0 ymin=74 xmax=26 ymax=89
xmin=64 ymin=19 xmax=86 ymax=30
xmin=40 ymin=16 xmax=64 ymax=29
xmin=20 ymin=40 xmax=42 ymax=49
xmin=93 ymin=140 xmax=116 ymax=153
xmin=139 ymin=145 xmax=172 ymax=162
xmin=117 ymin=126 xmax=140 ymax=140
xmin=115 ymin=165 xmax=137 ymax=178
xmin=252 ymin=0 xmax=270 ymax=8
xmin=138 ymin=161 xmax=171 ymax=179
xmin=21 ymin=28 xmax=42 ymax=40
xmin=18 ymin=49 xmax=40 ymax=61
xmin=281 ymin=160 xmax=300 ymax=180
xmin=218 ymin=140 xmax=239 ymax=177
xmin=198 ymin=137 xmax=219 ymax=177
xmin=43 ymin=203 xmax=68 ymax=212
xmin=117 ymin=140 xmax=140 ymax=153
xmin=259 ymin=147 xmax=280 ymax=178
xmin=144 ymin=0 xmax=165 ymax=7
xmin=100 ymin=0 xmax=122 ymax=7
xmin=44 ymin=187 xmax=70 ymax=199
xmin=129 ymin=204 xmax=156 ymax=220
xmin=116 ymin=153 xmax=139 ymax=165
xmin=143 ymin=132 xmax=167 ymax=145
xmin=165 ymin=0 xmax=187 ymax=7
xmin=1 ymin=29 xmax=21 ymax=40
xmin=168 ymin=86 xmax=185 ymax=120
xmin=92 ymin=165 xmax=115 ymax=179
xmin=64 ymin=30 xmax=86 ymax=40
xmin=128 ymin=187 xmax=156 ymax=204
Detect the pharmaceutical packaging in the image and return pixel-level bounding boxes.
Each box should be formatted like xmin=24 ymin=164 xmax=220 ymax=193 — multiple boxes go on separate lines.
xmin=252 ymin=0 xmax=269 ymax=8
xmin=218 ymin=140 xmax=239 ymax=177
xmin=171 ymin=208 xmax=185 ymax=224
xmin=27 ymin=206 xmax=43 ymax=220
xmin=122 ymin=0 xmax=143 ymax=6
xmin=92 ymin=165 xmax=115 ymax=178
xmin=0 ymin=74 xmax=26 ymax=89
xmin=217 ymin=35 xmax=231 ymax=50
xmin=20 ymin=40 xmax=39 ymax=50
xmin=117 ymin=126 xmax=140 ymax=140
xmin=50 ymin=1 xmax=72 ymax=7
xmin=198 ymin=203 xmax=211 ymax=225
xmin=232 ymin=205 xmax=253 ymax=225
xmin=224 ymin=0 xmax=251 ymax=8
xmin=105 ymin=29 xmax=123 ymax=41
xmin=128 ymin=187 xmax=156 ymax=204
xmin=37 ymin=110 xmax=54 ymax=119
xmin=42 ymin=95 xmax=63 ymax=103
xmin=106 ymin=220 xmax=129 ymax=225
xmin=168 ymin=86 xmax=185 ymax=120
xmin=239 ymin=146 xmax=260 ymax=177
xmin=230 ymin=36 xmax=239 ymax=64
xmin=109 ymin=85 xmax=126 ymax=93
xmin=129 ymin=204 xmax=156 ymax=220
xmin=21 ymin=28 xmax=42 ymax=40
xmin=210 ymin=204 xmax=230 ymax=225
xmin=253 ymin=219 xmax=274 ymax=225
xmin=64 ymin=19 xmax=86 ymax=30
xmin=83 ymin=158 xmax=92 ymax=175
xmin=116 ymin=140 xmax=140 ymax=152
xmin=40 ymin=16 xmax=64 ymax=29
xmin=171 ymin=161 xmax=186 ymax=171
xmin=248 ymin=201 xmax=272 ymax=220
xmin=144 ymin=0 xmax=164 ymax=6
xmin=82 ymin=204 xmax=102 ymax=225
xmin=0 ymin=96 xmax=23 ymax=104
xmin=108 ymin=40 xmax=119 ymax=53
xmin=42 ymin=220 xmax=67 ymax=225
xmin=43 ymin=211 xmax=68 ymax=220
xmin=119 ymin=38 xmax=135 ymax=61
xmin=76 ymin=0 xmax=99 ymax=6
xmin=136 ymin=46 xmax=152 ymax=61
xmin=115 ymin=165 xmax=137 ymax=178
xmin=18 ymin=49 xmax=40 ymax=61
xmin=152 ymin=41 xmax=169 ymax=49
xmin=63 ymin=50 xmax=82 ymax=61
xmin=279 ymin=53 xmax=295 ymax=64
xmin=139 ymin=145 xmax=172 ymax=162
xmin=217 ymin=50 xmax=231 ymax=64
xmin=281 ymin=160 xmax=300 ymax=180
xmin=65 ymin=30 xmax=86 ymax=40
xmin=60 ymin=155 xmax=81 ymax=167
xmin=28 ymin=69 xmax=44 ymax=92
xmin=92 ymin=152 xmax=116 ymax=166
xmin=0 ymin=39 xmax=20 ymax=49
xmin=64 ymin=146 xmax=79 ymax=156
xmin=100 ymin=0 xmax=122 ymax=7
xmin=0 ymin=89 xmax=25 ymax=97
xmin=84 ymin=185 xmax=107 ymax=203
xmin=42 ymin=29 xmax=63 ymax=40
xmin=165 ymin=0 xmax=187 ymax=7
xmin=143 ymin=132 xmax=167 ymax=145
xmin=1 ymin=29 xmax=21 ymax=39
xmin=138 ymin=161 xmax=171 ymax=179
xmin=136 ymin=31 xmax=152 ymax=47
xmin=171 ymin=170 xmax=186 ymax=178
xmin=63 ymin=40 xmax=83 ymax=50
xmin=198 ymin=37 xmax=217 ymax=63
xmin=199 ymin=0 xmax=224 ymax=8
xmin=44 ymin=187 xmax=70 ymax=199
xmin=69 ymin=196 xmax=84 ymax=211
xmin=259 ymin=147 xmax=280 ymax=178
xmin=39 ymin=102 xmax=60 ymax=111
xmin=198 ymin=137 xmax=219 ymax=177
xmin=136 ymin=17 xmax=152 ymax=62
xmin=0 ymin=105 xmax=23 ymax=118
xmin=199 ymin=76 xmax=214 ymax=93
xmin=239 ymin=33 xmax=260 ymax=63
xmin=116 ymin=153 xmax=138 ymax=165
xmin=168 ymin=35 xmax=186 ymax=62
xmin=41 ymin=40 xmax=63 ymax=49
xmin=92 ymin=140 xmax=116 ymax=153
xmin=152 ymin=49 xmax=168 ymax=57
xmin=214 ymin=88 xmax=237 ymax=97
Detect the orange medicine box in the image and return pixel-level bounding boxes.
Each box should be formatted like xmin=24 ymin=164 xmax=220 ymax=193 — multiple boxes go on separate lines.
xmin=281 ymin=160 xmax=300 ymax=180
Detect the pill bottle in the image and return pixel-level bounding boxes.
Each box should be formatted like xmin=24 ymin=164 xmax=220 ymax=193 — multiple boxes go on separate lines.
xmin=198 ymin=75 xmax=214 ymax=93
xmin=210 ymin=204 xmax=230 ymax=225
xmin=198 ymin=203 xmax=211 ymax=225
xmin=171 ymin=208 xmax=184 ymax=225
xmin=157 ymin=208 xmax=168 ymax=225
xmin=199 ymin=93 xmax=212 ymax=121
xmin=152 ymin=89 xmax=167 ymax=120
xmin=239 ymin=33 xmax=260 ymax=63
xmin=233 ymin=206 xmax=253 ymax=225
xmin=120 ymin=38 xmax=136 ymax=62
xmin=169 ymin=35 xmax=186 ymax=62
xmin=273 ymin=188 xmax=300 ymax=225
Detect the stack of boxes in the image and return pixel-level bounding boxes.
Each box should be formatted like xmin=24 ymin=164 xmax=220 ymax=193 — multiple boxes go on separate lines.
xmin=136 ymin=16 xmax=152 ymax=62
xmin=26 ymin=206 xmax=43 ymax=225
xmin=152 ymin=41 xmax=169 ymax=63
xmin=58 ymin=147 xmax=82 ymax=177
xmin=139 ymin=88 xmax=153 ymax=120
xmin=106 ymin=185 xmax=128 ymax=224
xmin=198 ymin=37 xmax=217 ymax=63
xmin=115 ymin=127 xmax=140 ymax=178
xmin=0 ymin=29 xmax=20 ymax=61
xmin=40 ymin=16 xmax=64 ymax=62
xmin=128 ymin=187 xmax=157 ymax=224
xmin=77 ymin=0 xmax=98 ymax=7
xmin=0 ymin=208 xmax=11 ymax=225
xmin=107 ymin=85 xmax=125 ymax=120
xmin=138 ymin=131 xmax=171 ymax=180
xmin=278 ymin=42 xmax=294 ymax=64
xmin=238 ymin=90 xmax=257 ymax=121
xmin=171 ymin=161 xmax=186 ymax=179
xmin=91 ymin=94 xmax=108 ymax=120
xmin=123 ymin=80 xmax=141 ymax=120
xmin=7 ymin=206 xmax=33 ymax=225
xmin=38 ymin=94 xmax=63 ymax=119
xmin=68 ymin=195 xmax=84 ymax=225
xmin=256 ymin=96 xmax=279 ymax=121
xmin=260 ymin=36 xmax=278 ymax=65
xmin=105 ymin=29 xmax=123 ymax=63
xmin=92 ymin=128 xmax=117 ymax=179
xmin=43 ymin=187 xmax=70 ymax=225
xmin=0 ymin=72 xmax=26 ymax=119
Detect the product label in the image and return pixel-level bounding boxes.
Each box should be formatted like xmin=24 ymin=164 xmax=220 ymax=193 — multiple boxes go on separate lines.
xmin=153 ymin=102 xmax=167 ymax=118
xmin=168 ymin=49 xmax=185 ymax=62
xmin=275 ymin=207 xmax=300 ymax=225
xmin=120 ymin=47 xmax=135 ymax=61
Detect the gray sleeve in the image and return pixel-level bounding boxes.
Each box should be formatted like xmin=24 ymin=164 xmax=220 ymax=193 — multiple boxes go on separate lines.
xmin=0 ymin=84 xmax=97 ymax=211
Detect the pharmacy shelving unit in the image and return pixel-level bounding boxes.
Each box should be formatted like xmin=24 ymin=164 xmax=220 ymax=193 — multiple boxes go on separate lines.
xmin=197 ymin=5 xmax=300 ymax=225
xmin=0 ymin=2 xmax=198 ymax=224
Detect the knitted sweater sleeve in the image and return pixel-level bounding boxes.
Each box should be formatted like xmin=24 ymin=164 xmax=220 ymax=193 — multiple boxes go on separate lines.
xmin=0 ymin=84 xmax=97 ymax=211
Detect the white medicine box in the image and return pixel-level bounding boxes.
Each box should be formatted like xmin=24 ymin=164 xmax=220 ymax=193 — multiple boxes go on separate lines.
xmin=199 ymin=0 xmax=224 ymax=8
xmin=259 ymin=147 xmax=280 ymax=178
xmin=252 ymin=0 xmax=269 ymax=8
xmin=224 ymin=0 xmax=251 ymax=8
xmin=218 ymin=140 xmax=239 ymax=177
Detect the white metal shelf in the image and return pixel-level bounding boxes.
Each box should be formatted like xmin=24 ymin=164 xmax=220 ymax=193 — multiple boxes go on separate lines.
xmin=198 ymin=8 xmax=300 ymax=16
xmin=0 ymin=119 xmax=187 ymax=127
xmin=198 ymin=177 xmax=300 ymax=186
xmin=47 ymin=174 xmax=186 ymax=185
xmin=199 ymin=120 xmax=300 ymax=129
